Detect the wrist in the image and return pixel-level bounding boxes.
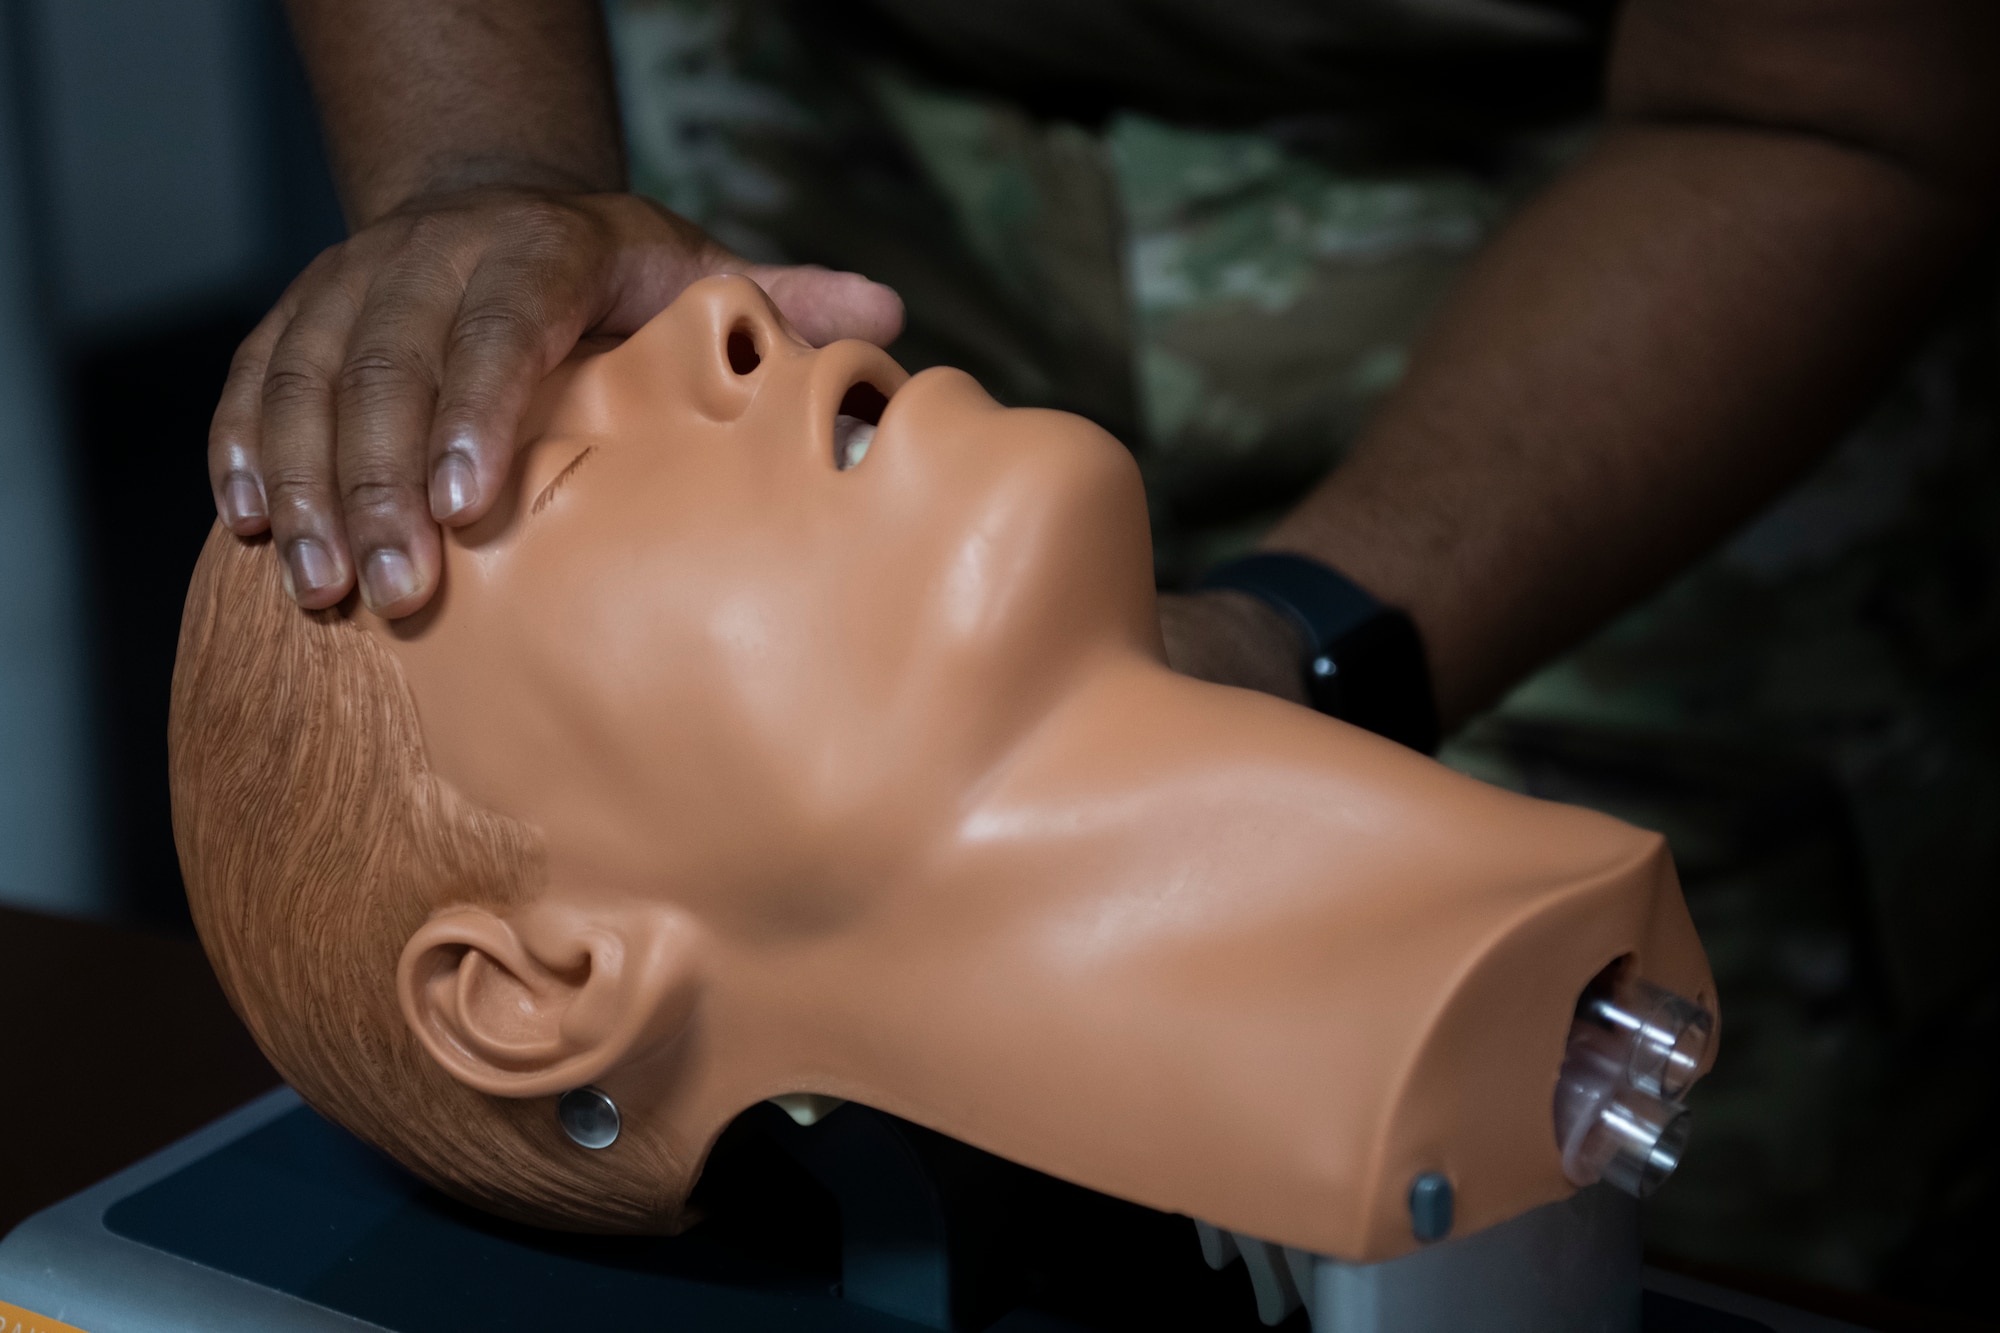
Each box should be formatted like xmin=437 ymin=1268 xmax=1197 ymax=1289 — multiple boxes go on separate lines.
xmin=1197 ymin=552 xmax=1440 ymax=753
xmin=363 ymin=163 xmax=626 ymax=229
xmin=1158 ymin=591 xmax=1312 ymax=706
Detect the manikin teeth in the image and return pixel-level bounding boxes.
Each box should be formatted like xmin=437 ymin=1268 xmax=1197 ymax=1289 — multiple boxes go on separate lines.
xmin=769 ymin=1092 xmax=846 ymax=1126
xmin=833 ymin=414 xmax=875 ymax=470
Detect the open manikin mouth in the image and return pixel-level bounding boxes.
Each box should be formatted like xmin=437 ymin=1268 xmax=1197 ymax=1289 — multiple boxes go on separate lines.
xmin=833 ymin=381 xmax=891 ymax=471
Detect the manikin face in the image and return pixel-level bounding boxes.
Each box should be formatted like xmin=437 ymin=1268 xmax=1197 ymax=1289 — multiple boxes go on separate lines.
xmin=387 ymin=275 xmax=1160 ymax=930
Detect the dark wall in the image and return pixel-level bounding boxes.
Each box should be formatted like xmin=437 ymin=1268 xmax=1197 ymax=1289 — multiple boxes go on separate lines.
xmin=55 ymin=1 xmax=343 ymax=928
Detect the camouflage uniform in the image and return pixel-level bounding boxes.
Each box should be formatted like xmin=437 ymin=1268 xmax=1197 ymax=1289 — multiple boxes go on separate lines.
xmin=608 ymin=0 xmax=1999 ymax=1310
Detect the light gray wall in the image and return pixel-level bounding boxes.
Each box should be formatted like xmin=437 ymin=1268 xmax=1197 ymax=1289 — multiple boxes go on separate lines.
xmin=0 ymin=6 xmax=103 ymax=916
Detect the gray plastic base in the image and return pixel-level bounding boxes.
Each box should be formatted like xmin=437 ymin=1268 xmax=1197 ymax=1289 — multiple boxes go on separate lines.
xmin=0 ymin=1089 xmax=385 ymax=1332
xmin=1197 ymin=1185 xmax=1637 ymax=1330
xmin=1314 ymin=1185 xmax=1641 ymax=1332
xmin=1197 ymin=1188 xmax=1874 ymax=1333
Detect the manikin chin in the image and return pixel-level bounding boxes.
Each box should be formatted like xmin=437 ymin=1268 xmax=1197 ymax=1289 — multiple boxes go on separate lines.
xmin=171 ymin=275 xmax=1714 ymax=1264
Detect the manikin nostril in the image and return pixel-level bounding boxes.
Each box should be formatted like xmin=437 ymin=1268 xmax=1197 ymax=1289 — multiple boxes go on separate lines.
xmin=727 ymin=329 xmax=761 ymax=375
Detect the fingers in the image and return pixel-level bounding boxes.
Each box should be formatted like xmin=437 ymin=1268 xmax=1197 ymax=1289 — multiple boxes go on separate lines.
xmin=258 ymin=268 xmax=363 ymax=609
xmin=428 ymin=242 xmax=598 ymax=532
xmin=208 ymin=188 xmax=906 ymax=622
xmin=748 ymin=264 xmax=906 ymax=348
xmin=208 ymin=302 xmax=288 ymax=536
xmin=207 ymin=202 xmax=602 ymax=617
xmin=333 ymin=255 xmax=460 ymax=616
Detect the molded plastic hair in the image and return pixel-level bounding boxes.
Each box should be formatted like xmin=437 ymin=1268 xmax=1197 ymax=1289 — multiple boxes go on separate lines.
xmin=169 ymin=525 xmax=686 ymax=1232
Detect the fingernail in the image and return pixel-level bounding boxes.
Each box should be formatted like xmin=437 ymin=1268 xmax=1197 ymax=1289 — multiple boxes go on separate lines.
xmin=431 ymin=452 xmax=478 ymax=521
xmin=221 ymin=471 xmax=266 ymax=525
xmin=284 ymin=539 xmax=338 ymax=601
xmin=361 ymin=547 xmax=420 ymax=611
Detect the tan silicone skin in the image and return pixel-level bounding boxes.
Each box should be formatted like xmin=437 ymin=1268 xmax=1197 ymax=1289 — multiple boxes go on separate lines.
xmin=372 ymin=275 xmax=1715 ymax=1263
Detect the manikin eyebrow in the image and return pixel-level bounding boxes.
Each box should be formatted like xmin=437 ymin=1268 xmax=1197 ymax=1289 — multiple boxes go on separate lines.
xmin=531 ymin=445 xmax=599 ymax=516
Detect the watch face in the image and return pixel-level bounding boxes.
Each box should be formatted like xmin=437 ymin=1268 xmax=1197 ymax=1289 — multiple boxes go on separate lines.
xmin=1307 ymin=609 xmax=1438 ymax=754
xmin=1198 ymin=552 xmax=1439 ymax=752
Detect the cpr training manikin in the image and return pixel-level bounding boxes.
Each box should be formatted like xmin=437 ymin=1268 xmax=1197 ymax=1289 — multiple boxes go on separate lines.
xmin=169 ymin=274 xmax=1717 ymax=1268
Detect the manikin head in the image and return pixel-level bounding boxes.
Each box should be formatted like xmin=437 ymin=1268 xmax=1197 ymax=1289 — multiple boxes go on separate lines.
xmin=172 ymin=277 xmax=1714 ymax=1260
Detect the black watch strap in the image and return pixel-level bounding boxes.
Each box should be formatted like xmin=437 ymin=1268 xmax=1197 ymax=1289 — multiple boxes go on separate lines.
xmin=1197 ymin=552 xmax=1440 ymax=754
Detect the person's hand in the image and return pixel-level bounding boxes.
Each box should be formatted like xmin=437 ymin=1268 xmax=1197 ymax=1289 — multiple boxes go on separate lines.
xmin=1156 ymin=589 xmax=1309 ymax=704
xmin=209 ymin=186 xmax=904 ymax=617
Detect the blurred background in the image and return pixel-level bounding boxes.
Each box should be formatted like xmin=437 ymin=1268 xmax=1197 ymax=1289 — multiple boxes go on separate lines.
xmin=0 ymin=0 xmax=341 ymax=926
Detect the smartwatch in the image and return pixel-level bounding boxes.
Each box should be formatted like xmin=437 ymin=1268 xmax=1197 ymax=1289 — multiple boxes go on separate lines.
xmin=1197 ymin=551 xmax=1440 ymax=754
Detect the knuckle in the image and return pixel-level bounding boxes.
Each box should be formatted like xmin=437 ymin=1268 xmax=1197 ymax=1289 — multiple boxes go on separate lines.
xmin=261 ymin=363 xmax=330 ymax=412
xmin=337 ymin=345 xmax=429 ymax=408
xmin=346 ymin=220 xmax=414 ymax=264
xmin=339 ymin=475 xmax=420 ymax=525
xmin=393 ymin=258 xmax=470 ymax=311
xmin=430 ymin=387 xmax=499 ymax=437
xmin=291 ymin=251 xmax=368 ymax=316
xmin=260 ymin=466 xmax=329 ymax=519
xmin=504 ymin=196 xmax=579 ymax=240
xmin=225 ymin=330 xmax=275 ymax=380
xmin=399 ymin=213 xmax=476 ymax=272
xmin=450 ymin=302 xmax=543 ymax=361
xmin=292 ymin=243 xmax=344 ymax=289
xmin=502 ymin=204 xmax=603 ymax=270
xmin=429 ymin=393 xmax=497 ymax=438
xmin=310 ymin=243 xmax=366 ymax=293
xmin=403 ymin=209 xmax=454 ymax=247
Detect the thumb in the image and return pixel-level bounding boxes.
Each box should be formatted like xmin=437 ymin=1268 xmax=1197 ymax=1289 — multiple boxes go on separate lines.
xmin=746 ymin=263 xmax=906 ymax=349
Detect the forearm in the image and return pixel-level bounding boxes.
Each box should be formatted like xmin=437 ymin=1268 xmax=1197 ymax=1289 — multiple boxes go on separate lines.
xmin=285 ymin=0 xmax=626 ymax=227
xmin=1266 ymin=122 xmax=1987 ymax=729
xmin=1260 ymin=0 xmax=2000 ymax=730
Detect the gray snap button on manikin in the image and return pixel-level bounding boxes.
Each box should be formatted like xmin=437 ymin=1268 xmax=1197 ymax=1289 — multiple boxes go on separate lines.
xmin=1409 ymin=1171 xmax=1454 ymax=1243
xmin=559 ymin=1087 xmax=621 ymax=1150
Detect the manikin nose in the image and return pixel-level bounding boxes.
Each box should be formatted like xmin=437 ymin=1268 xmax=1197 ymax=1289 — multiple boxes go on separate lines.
xmin=667 ymin=273 xmax=800 ymax=424
xmin=694 ymin=273 xmax=898 ymax=469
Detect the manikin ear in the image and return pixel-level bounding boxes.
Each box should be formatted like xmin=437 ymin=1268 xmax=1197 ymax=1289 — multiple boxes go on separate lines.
xmin=397 ymin=899 xmax=701 ymax=1099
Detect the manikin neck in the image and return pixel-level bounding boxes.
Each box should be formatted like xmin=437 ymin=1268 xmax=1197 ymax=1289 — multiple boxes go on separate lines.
xmin=693 ymin=658 xmax=1482 ymax=1240
xmin=812 ymin=656 xmax=1440 ymax=1222
xmin=632 ymin=654 xmax=1663 ymax=1258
